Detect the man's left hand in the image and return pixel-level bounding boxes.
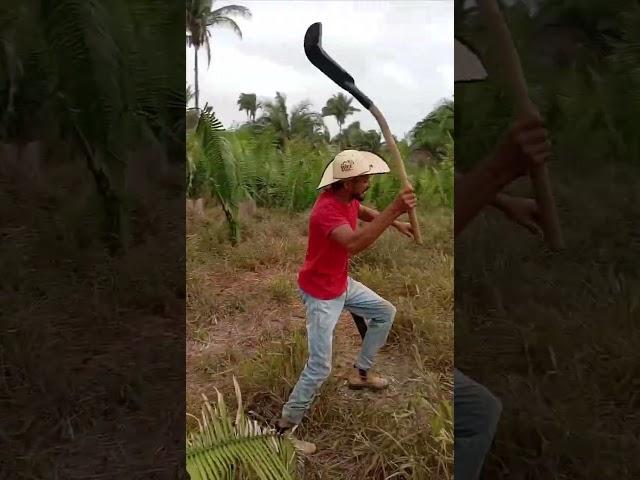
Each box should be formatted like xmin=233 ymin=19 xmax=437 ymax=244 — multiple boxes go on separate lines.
xmin=394 ymin=221 xmax=414 ymax=239
xmin=500 ymin=196 xmax=543 ymax=236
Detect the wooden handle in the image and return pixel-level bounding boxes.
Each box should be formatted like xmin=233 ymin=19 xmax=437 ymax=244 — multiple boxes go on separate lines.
xmin=370 ymin=104 xmax=423 ymax=245
xmin=478 ymin=0 xmax=564 ymax=250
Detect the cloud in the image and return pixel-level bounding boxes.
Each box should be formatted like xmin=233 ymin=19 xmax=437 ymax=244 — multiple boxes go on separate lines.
xmin=188 ymin=0 xmax=453 ymax=139
xmin=436 ymin=64 xmax=455 ymax=90
xmin=379 ymin=62 xmax=419 ymax=90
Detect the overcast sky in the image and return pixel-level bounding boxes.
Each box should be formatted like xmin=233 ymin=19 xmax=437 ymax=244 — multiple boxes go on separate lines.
xmin=187 ymin=0 xmax=453 ymax=139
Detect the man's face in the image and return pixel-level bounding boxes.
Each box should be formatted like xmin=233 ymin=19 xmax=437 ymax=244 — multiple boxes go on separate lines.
xmin=346 ymin=175 xmax=371 ymax=201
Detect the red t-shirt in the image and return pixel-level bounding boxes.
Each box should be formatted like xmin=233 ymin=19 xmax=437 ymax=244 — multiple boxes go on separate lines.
xmin=298 ymin=190 xmax=360 ymax=299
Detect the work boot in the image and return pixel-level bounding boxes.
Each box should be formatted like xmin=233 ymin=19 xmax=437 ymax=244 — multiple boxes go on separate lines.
xmin=347 ymin=367 xmax=389 ymax=390
xmin=274 ymin=417 xmax=317 ymax=455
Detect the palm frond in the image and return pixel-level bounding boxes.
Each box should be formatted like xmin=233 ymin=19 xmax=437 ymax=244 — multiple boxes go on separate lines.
xmin=211 ymin=5 xmax=252 ymax=19
xmin=195 ymin=106 xmax=245 ymax=243
xmin=186 ymin=376 xmax=298 ymax=480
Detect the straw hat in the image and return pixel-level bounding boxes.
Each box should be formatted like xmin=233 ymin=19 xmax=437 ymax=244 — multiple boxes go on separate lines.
xmin=317 ymin=149 xmax=390 ymax=190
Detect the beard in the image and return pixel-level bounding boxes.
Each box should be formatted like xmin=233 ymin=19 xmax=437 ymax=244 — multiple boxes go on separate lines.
xmin=353 ymin=189 xmax=368 ymax=202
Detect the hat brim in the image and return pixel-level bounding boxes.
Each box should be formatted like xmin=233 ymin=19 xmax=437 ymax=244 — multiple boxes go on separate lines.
xmin=455 ymin=37 xmax=487 ymax=83
xmin=317 ymin=150 xmax=390 ymax=190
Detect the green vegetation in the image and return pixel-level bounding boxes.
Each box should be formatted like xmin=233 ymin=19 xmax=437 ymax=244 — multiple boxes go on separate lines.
xmin=187 ymin=208 xmax=453 ymax=479
xmin=456 ymin=1 xmax=640 ymax=477
xmin=187 ymin=92 xmax=455 ymax=245
xmin=1 ymin=1 xmax=184 ymax=255
xmin=187 ymin=377 xmax=299 ymax=480
xmin=187 ymin=0 xmax=252 ymax=110
xmin=185 ymin=3 xmax=455 ymax=478
xmin=186 ymin=87 xmax=455 ymax=477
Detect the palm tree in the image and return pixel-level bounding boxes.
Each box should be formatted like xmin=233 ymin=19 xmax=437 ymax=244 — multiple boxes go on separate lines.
xmin=334 ymin=121 xmax=381 ymax=154
xmin=192 ymin=106 xmax=245 ymax=245
xmin=1 ymin=1 xmax=184 ymax=254
xmin=409 ymin=98 xmax=454 ymax=162
xmin=321 ymin=93 xmax=361 ymax=142
xmin=289 ymin=101 xmax=327 ymax=144
xmin=186 ymin=1 xmax=251 ymax=111
xmin=258 ymin=92 xmax=290 ymax=148
xmin=186 ymin=85 xmax=200 ymax=130
xmin=237 ymin=92 xmax=260 ymax=122
xmin=187 ymin=84 xmax=195 ymax=104
xmin=258 ymin=92 xmax=327 ymax=150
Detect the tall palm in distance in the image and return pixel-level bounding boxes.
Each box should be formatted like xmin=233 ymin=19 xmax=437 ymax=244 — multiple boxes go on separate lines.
xmin=186 ymin=0 xmax=251 ymax=110
xmin=409 ymin=98 xmax=454 ymax=162
xmin=237 ymin=93 xmax=260 ymax=122
xmin=258 ymin=92 xmax=327 ymax=150
xmin=321 ymin=93 xmax=361 ymax=145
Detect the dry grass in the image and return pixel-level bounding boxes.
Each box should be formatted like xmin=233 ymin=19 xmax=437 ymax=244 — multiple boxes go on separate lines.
xmin=455 ymin=165 xmax=640 ymax=478
xmin=186 ymin=205 xmax=454 ymax=479
xmin=1 ymin=159 xmax=186 ymax=478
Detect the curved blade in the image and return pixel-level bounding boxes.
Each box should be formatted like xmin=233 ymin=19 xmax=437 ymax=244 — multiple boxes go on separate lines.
xmin=304 ymin=22 xmax=373 ymax=109
xmin=351 ymin=312 xmax=368 ymax=340
xmin=455 ymin=37 xmax=487 ymax=82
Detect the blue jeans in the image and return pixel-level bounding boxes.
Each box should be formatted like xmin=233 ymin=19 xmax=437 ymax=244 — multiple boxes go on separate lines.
xmin=454 ymin=369 xmax=502 ymax=480
xmin=281 ymin=277 xmax=396 ymax=424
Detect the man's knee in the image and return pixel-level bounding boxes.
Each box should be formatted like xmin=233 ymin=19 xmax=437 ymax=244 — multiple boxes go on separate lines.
xmin=382 ymin=300 xmax=396 ymax=320
xmin=307 ymin=356 xmax=332 ymax=380
xmin=369 ymin=300 xmax=396 ymax=327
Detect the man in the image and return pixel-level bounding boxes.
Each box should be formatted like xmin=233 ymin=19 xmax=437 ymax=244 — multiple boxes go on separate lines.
xmin=275 ymin=149 xmax=417 ymax=451
xmin=454 ymin=37 xmax=552 ymax=479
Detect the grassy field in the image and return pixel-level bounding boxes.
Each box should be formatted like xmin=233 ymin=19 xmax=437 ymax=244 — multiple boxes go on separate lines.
xmin=1 ymin=157 xmax=186 ymax=477
xmin=186 ymin=202 xmax=454 ymax=479
xmin=455 ymin=164 xmax=640 ymax=479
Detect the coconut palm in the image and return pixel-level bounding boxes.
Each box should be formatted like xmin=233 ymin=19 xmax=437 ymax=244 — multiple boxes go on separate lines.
xmin=321 ymin=93 xmax=361 ymax=139
xmin=193 ymin=106 xmax=246 ymax=245
xmin=237 ymin=92 xmax=260 ymax=122
xmin=187 ymin=84 xmax=195 ymax=104
xmin=409 ymin=98 xmax=454 ymax=162
xmin=258 ymin=92 xmax=289 ymax=148
xmin=334 ymin=121 xmax=381 ymax=154
xmin=1 ymin=0 xmax=184 ymax=254
xmin=186 ymin=0 xmax=251 ymax=110
xmin=289 ymin=101 xmax=327 ymax=144
xmin=257 ymin=92 xmax=327 ymax=150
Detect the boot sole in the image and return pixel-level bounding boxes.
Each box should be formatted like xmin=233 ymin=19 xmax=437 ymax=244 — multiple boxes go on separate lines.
xmin=291 ymin=438 xmax=317 ymax=455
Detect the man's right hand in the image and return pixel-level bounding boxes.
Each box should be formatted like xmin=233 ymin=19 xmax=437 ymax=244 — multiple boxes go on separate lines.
xmin=391 ymin=186 xmax=417 ymax=215
xmin=489 ymin=114 xmax=552 ymax=183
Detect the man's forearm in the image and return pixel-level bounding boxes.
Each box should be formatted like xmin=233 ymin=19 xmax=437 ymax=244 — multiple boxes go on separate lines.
xmin=490 ymin=192 xmax=513 ymax=212
xmin=348 ymin=206 xmax=402 ymax=254
xmin=359 ymin=205 xmax=402 ymax=228
xmin=455 ymin=170 xmax=509 ymax=211
xmin=454 ymin=163 xmax=513 ymax=237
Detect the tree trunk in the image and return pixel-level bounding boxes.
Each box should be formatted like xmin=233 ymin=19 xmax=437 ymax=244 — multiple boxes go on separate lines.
xmin=89 ymin=156 xmax=127 ymax=255
xmin=77 ymin=131 xmax=128 ymax=255
xmin=194 ymin=45 xmax=200 ymax=111
xmin=220 ymin=199 xmax=239 ymax=246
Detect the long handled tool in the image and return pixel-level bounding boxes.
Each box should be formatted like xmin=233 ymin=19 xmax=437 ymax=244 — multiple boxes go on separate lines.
xmin=352 ymin=312 xmax=368 ymax=341
xmin=304 ymin=22 xmax=422 ymax=245
xmin=477 ymin=0 xmax=564 ymax=250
